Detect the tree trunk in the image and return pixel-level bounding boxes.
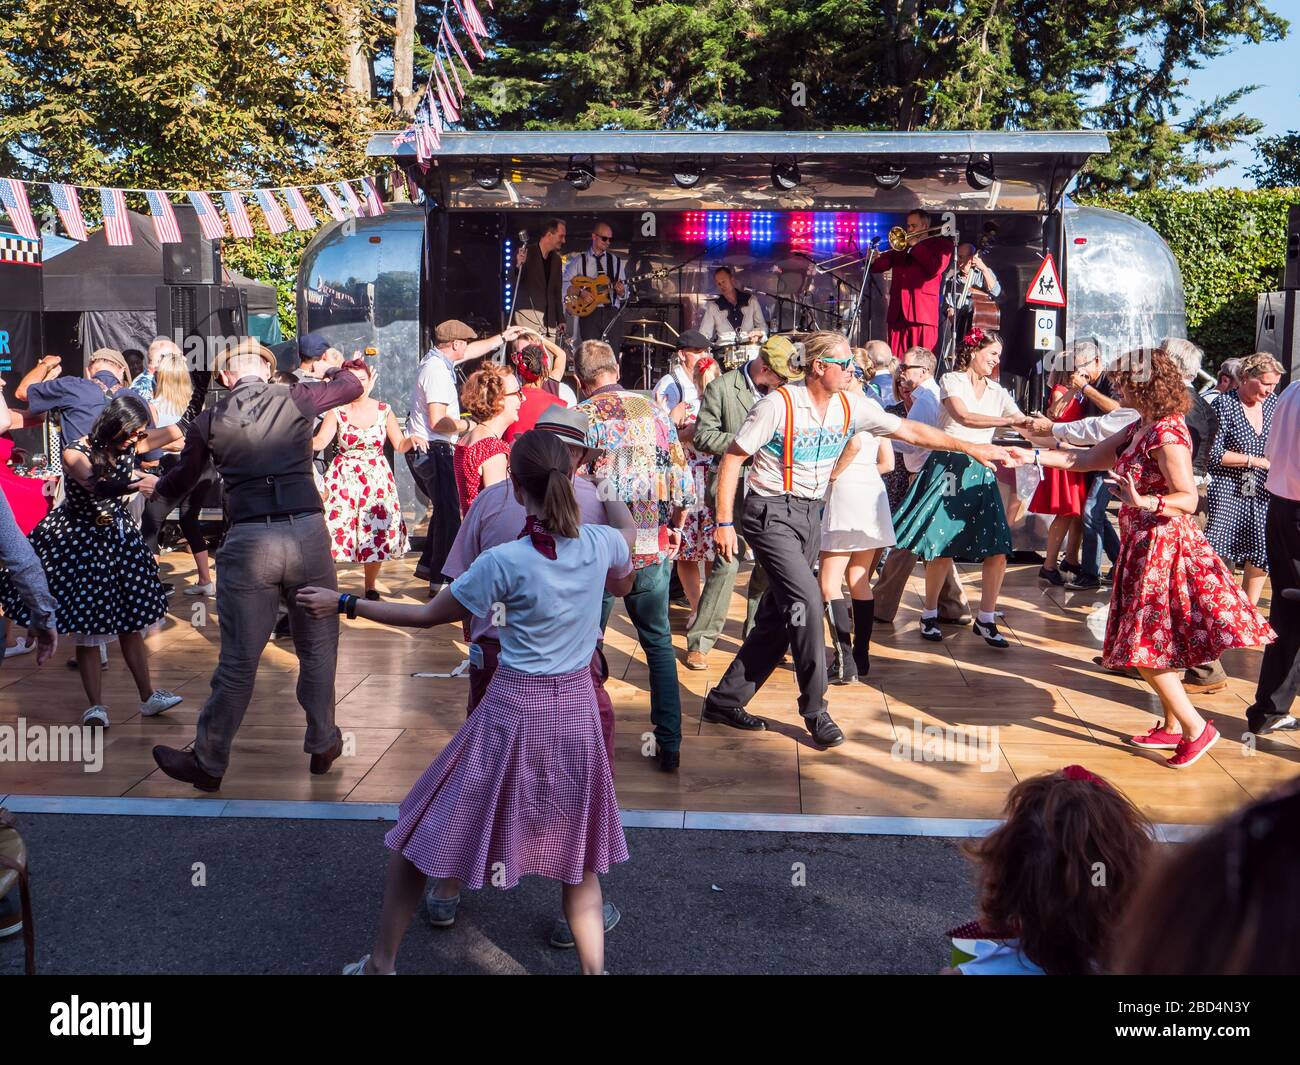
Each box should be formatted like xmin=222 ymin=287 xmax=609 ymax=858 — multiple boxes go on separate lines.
xmin=332 ymin=0 xmax=374 ymax=98
xmin=393 ymin=0 xmax=416 ymax=118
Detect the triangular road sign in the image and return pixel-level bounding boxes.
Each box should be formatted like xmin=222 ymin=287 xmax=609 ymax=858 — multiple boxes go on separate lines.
xmin=1026 ymin=253 xmax=1066 ymax=307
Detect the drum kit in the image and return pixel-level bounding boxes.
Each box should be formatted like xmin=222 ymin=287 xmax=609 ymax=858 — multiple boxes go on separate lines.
xmin=622 ymin=318 xmax=678 ymax=390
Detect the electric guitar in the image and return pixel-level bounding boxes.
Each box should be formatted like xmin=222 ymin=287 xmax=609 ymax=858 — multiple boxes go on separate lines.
xmin=564 ymin=265 xmax=672 ymax=318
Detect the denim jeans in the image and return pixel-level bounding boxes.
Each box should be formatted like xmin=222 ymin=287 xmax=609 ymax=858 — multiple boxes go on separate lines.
xmin=1081 ymin=473 xmax=1120 ymax=579
xmin=601 ymin=557 xmax=682 ymax=753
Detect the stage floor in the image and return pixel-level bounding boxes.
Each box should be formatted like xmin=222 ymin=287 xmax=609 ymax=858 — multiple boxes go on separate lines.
xmin=1 ymin=552 xmax=1296 ymax=828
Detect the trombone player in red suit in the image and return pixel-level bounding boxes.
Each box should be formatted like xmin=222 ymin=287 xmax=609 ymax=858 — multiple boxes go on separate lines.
xmin=870 ymin=209 xmax=952 ymax=358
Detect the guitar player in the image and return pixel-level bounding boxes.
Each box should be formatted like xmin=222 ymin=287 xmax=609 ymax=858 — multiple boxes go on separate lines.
xmin=562 ymin=221 xmax=628 ymax=354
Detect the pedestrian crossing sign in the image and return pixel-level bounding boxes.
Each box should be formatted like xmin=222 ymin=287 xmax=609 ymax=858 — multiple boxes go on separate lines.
xmin=1026 ymin=253 xmax=1066 ymax=307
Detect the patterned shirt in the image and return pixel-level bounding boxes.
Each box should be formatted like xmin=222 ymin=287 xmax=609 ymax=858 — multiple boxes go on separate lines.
xmin=735 ymin=382 xmax=901 ymax=500
xmin=579 ymin=386 xmax=696 ymax=569
xmin=130 ymin=372 xmax=155 ymax=401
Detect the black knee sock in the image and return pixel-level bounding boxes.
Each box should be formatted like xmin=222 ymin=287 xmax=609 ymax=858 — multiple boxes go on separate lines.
xmin=828 ymin=598 xmax=853 ymax=649
xmin=851 ymin=598 xmax=875 ymax=673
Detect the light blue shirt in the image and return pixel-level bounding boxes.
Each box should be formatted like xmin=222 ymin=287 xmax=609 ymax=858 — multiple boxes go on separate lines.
xmin=868 ymin=371 xmax=895 ymax=406
xmin=450 ymin=524 xmax=632 ymax=675
xmin=956 ymin=939 xmax=1045 ymax=976
xmin=892 ymin=376 xmax=943 ymax=474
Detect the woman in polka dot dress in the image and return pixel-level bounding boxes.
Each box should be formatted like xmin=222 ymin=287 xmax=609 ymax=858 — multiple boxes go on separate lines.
xmin=0 ymin=393 xmax=183 ymax=728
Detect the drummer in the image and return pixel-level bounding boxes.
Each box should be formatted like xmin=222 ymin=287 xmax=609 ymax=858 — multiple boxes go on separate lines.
xmin=654 ymin=330 xmax=712 ymax=418
xmin=698 ymin=266 xmax=768 ymax=343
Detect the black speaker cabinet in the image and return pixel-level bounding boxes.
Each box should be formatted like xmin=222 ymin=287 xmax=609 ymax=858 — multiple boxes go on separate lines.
xmin=1285 ymin=205 xmax=1300 ymax=292
xmin=163 ymin=204 xmax=221 ymax=285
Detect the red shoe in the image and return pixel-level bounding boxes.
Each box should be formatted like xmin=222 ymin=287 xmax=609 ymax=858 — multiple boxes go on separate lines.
xmin=1129 ymin=725 xmax=1183 ymax=750
xmin=1167 ymin=721 xmax=1220 ymax=769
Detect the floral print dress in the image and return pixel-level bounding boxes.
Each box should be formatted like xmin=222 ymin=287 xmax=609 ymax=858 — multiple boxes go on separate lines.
xmin=324 ymin=404 xmax=410 ymax=563
xmin=1101 ymin=415 xmax=1274 ymax=670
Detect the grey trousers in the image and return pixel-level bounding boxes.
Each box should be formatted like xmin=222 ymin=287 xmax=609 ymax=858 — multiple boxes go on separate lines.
xmin=872 ymin=547 xmax=970 ymax=623
xmin=194 ymin=513 xmax=341 ymax=776
xmin=686 ymin=549 xmax=766 ymax=654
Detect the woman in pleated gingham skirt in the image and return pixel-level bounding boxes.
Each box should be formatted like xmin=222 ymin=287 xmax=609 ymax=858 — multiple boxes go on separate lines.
xmin=298 ymin=430 xmax=637 ymax=975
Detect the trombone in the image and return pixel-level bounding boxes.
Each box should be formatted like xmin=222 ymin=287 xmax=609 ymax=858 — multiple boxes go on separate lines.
xmin=884 ymin=222 xmax=952 ymax=251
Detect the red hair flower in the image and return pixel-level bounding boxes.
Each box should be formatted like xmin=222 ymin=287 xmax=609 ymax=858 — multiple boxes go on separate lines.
xmin=962 ymin=327 xmax=987 ymax=349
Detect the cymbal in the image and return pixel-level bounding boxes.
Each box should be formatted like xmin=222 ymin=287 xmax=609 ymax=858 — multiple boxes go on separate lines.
xmin=624 ymin=318 xmax=663 ymax=327
xmin=624 ymin=335 xmax=676 ymax=349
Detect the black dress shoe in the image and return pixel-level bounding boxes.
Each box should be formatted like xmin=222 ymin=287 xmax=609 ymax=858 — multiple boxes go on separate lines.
xmin=972 ymin=618 xmax=1010 ymax=648
xmin=1037 ymin=566 xmax=1065 ymax=586
xmin=700 ymin=703 xmax=767 ymax=731
xmin=152 ymin=745 xmax=222 ymax=792
xmin=310 ymin=735 xmax=345 ymax=775
xmin=920 ymin=617 xmax=943 ymax=641
xmin=805 ymin=712 xmax=845 ymax=748
xmin=657 ymin=748 xmax=680 ymax=772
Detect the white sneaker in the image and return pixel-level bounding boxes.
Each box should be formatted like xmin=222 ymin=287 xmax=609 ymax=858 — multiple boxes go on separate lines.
xmin=184 ymin=582 xmax=215 ymax=596
xmin=4 ymin=641 xmax=33 ymax=658
xmin=140 ymin=690 xmax=183 ymax=716
xmin=82 ymin=706 xmax=110 ymax=728
xmin=341 ymin=954 xmax=395 ymax=975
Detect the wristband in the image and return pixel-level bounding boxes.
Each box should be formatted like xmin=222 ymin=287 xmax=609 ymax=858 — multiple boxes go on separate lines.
xmin=345 ymin=594 xmax=359 ymax=619
xmin=337 ymin=593 xmax=349 ymax=615
xmin=1155 ymin=495 xmax=1165 ymax=515
xmin=716 ymin=521 xmax=735 ymax=527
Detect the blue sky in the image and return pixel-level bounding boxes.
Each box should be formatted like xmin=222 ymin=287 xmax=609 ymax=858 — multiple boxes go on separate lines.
xmin=1183 ymin=0 xmax=1298 ymax=187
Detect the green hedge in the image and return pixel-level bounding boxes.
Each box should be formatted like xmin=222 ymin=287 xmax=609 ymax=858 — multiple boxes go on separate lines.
xmin=1081 ymin=187 xmax=1300 ymax=365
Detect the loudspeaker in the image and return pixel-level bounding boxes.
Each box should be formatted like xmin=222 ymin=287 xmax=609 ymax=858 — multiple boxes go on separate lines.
xmin=155 ymin=284 xmax=247 ymax=343
xmin=1285 ymin=205 xmax=1300 ymax=291
xmin=163 ymin=204 xmax=221 ymax=285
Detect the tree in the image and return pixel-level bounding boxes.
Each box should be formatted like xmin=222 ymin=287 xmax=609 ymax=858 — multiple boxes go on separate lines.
xmin=431 ymin=0 xmax=1289 ymax=192
xmin=1247 ymin=127 xmax=1300 ymax=188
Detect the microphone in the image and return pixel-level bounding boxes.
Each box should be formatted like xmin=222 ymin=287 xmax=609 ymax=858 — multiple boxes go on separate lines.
xmin=517 ymin=228 xmax=530 ymax=247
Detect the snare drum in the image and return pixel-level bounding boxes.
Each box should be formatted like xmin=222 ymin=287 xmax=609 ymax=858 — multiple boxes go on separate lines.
xmin=712 ymin=331 xmax=746 ymax=370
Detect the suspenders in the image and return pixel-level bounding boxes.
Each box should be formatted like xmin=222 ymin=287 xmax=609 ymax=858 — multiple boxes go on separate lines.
xmin=775 ymin=387 xmax=851 ymax=493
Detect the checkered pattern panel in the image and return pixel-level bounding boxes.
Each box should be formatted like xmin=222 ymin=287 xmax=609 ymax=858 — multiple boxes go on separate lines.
xmin=0 ymin=234 xmax=40 ymax=264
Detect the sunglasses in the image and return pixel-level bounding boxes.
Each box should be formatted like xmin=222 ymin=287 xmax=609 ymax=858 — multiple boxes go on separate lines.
xmin=819 ymin=356 xmax=854 ymax=368
xmin=594 ymin=234 xmax=612 ymax=242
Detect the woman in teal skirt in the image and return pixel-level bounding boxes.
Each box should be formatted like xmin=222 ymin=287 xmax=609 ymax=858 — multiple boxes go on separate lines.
xmin=892 ymin=330 xmax=1033 ymax=647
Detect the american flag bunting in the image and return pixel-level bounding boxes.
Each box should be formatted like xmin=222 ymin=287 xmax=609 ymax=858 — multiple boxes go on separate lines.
xmin=187 ymin=192 xmax=227 ymax=240
xmin=99 ymin=187 xmax=133 ymax=246
xmin=49 ymin=183 xmax=89 ymax=241
xmin=337 ymin=181 xmax=363 ymax=217
xmin=283 ymin=187 xmax=316 ymax=231
xmin=145 ymin=190 xmax=182 ymax=243
xmin=452 ymin=0 xmax=486 ymax=58
xmin=315 ymin=184 xmax=346 ymax=221
xmin=0 ymin=179 xmax=40 ymax=241
xmin=222 ymin=192 xmax=255 ymax=238
xmin=443 ymin=15 xmax=473 ymax=75
xmin=360 ymin=178 xmax=385 ymax=217
xmin=253 ymin=189 xmax=290 ymax=234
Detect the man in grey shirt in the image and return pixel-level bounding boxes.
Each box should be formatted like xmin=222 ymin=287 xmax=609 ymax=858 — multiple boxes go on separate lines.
xmin=0 ymin=492 xmax=58 ymax=666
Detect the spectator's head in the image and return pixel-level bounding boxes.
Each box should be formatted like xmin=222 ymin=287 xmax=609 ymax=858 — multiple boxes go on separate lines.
xmin=575 ymin=340 xmax=619 ymax=391
xmin=433 ymin=319 xmax=478 ymax=362
xmin=896 ymin=346 xmax=937 ymax=401
xmin=536 ymin=405 xmax=598 ymax=471
xmin=510 ymin=342 xmax=549 ymax=388
xmin=759 ymin=335 xmax=803 ymax=384
xmin=1237 ymin=352 xmax=1285 ymax=404
xmin=86 ymin=391 xmax=152 ymax=481
xmin=509 ymin=429 xmax=580 ymax=538
xmin=1215 ymin=357 xmax=1244 ymax=393
xmin=675 ymin=330 xmax=711 ymax=374
xmin=863 ymin=339 xmax=894 ymax=374
xmin=122 ymin=348 xmax=146 ymax=382
xmin=692 ymin=356 xmax=721 ymax=394
xmin=954 ymin=328 xmax=1003 ymax=376
xmin=297 ymin=332 xmax=330 ymax=369
xmin=154 ymin=350 xmax=195 ymax=415
xmin=1114 ymin=781 xmax=1300 ymax=975
xmin=87 ymin=347 xmax=129 ymax=383
xmin=215 ymin=339 xmax=276 ymax=388
xmin=1160 ymin=336 xmax=1203 ymax=384
xmin=964 ymin=766 xmax=1154 ymax=975
xmin=803 ymin=332 xmax=858 ymax=395
xmin=339 ymin=357 xmax=375 ymax=398
xmin=269 ymin=370 xmax=299 ymax=385
xmin=461 ymin=363 xmax=522 ymax=425
xmin=147 ymin=337 xmax=181 ymax=374
xmin=1113 ymin=349 xmax=1191 ymax=422
xmin=1046 ymin=338 xmax=1102 ymax=389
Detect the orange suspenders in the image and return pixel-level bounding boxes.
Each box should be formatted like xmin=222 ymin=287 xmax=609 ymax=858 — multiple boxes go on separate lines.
xmin=776 ymin=387 xmax=852 ymax=494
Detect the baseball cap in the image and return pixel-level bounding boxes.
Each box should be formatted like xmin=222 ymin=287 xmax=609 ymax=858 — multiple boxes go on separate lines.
xmin=760 ymin=335 xmax=804 ymax=382
xmin=298 ymin=332 xmax=329 ymax=362
xmin=435 ymin=320 xmax=478 ymax=345
xmin=676 ymin=330 xmax=711 ymax=351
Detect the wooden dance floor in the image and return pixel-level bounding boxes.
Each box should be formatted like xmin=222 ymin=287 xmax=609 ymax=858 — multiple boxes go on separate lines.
xmin=1 ymin=552 xmax=1296 ymax=827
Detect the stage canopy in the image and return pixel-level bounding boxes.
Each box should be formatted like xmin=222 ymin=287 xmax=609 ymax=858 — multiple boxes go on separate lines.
xmin=367 ymin=129 xmax=1109 ymax=214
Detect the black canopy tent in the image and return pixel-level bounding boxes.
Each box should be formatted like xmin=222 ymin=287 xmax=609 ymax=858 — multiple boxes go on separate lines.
xmin=0 ymin=230 xmax=46 ymax=455
xmin=42 ymin=210 xmax=277 ymax=369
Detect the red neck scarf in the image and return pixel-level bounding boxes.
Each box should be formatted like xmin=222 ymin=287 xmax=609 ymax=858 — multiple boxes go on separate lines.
xmin=518 ymin=515 xmax=557 ymax=559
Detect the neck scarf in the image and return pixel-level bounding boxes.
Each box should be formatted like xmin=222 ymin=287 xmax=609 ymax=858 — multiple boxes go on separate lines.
xmin=518 ymin=514 xmax=557 ymax=559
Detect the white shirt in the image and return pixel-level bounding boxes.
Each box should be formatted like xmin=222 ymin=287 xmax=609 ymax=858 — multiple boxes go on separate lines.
xmin=892 ymin=377 xmax=943 ymax=475
xmin=698 ymin=291 xmax=768 ymax=341
xmin=734 ymin=383 xmax=902 ymax=500
xmin=555 ymin=380 xmax=578 ymax=407
xmin=1052 ymin=407 xmax=1140 ymax=447
xmin=406 ymin=347 xmax=459 ymax=443
xmin=1266 ymin=380 xmax=1300 ymax=501
xmin=654 ymin=366 xmax=699 ymax=414
xmin=938 ymin=371 xmax=1023 ymax=444
xmin=562 ymin=248 xmax=626 ymax=308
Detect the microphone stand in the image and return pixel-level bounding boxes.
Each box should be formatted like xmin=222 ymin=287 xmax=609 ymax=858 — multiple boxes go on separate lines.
xmin=844 ymin=241 xmax=880 ymax=346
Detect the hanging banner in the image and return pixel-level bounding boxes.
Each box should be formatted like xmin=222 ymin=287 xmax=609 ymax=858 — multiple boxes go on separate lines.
xmin=0 ymin=179 xmax=39 ymax=241
xmin=283 ymin=188 xmax=316 ymax=231
xmin=145 ymin=190 xmax=182 ymax=243
xmin=50 ymin=183 xmax=89 ymax=242
xmin=360 ymin=178 xmax=385 ymax=217
xmin=253 ymin=189 xmax=290 ymax=234
xmin=336 ymin=181 xmax=363 ymax=218
xmin=99 ymin=188 xmax=133 ymax=246
xmin=187 ymin=191 xmax=228 ymax=240
xmin=315 ymin=184 xmax=347 ymax=221
xmin=222 ymin=192 xmax=255 ymax=238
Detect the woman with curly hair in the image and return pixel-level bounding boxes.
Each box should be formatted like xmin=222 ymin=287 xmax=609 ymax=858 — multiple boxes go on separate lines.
xmin=452 ymin=364 xmax=524 ymax=514
xmin=945 ymin=765 xmax=1153 ymax=975
xmin=891 ymin=328 xmax=1034 ymax=648
xmin=313 ymin=359 xmax=415 ymax=601
xmin=1029 ymin=348 xmax=1275 ymax=768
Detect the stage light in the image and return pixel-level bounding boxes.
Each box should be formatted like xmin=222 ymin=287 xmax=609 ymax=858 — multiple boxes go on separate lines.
xmin=566 ymin=157 xmax=596 ymax=190
xmin=672 ymin=158 xmax=705 ymax=188
xmin=966 ymin=157 xmax=995 ymax=190
xmin=473 ymin=164 xmax=502 ymax=190
xmin=872 ymin=165 xmax=905 ymax=190
xmin=771 ymin=160 xmax=800 ymax=190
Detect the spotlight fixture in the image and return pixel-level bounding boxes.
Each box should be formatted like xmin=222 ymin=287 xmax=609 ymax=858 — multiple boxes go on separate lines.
xmin=966 ymin=156 xmax=995 ymax=190
xmin=672 ymin=157 xmax=705 ymax=189
xmin=771 ymin=160 xmax=801 ymax=191
xmin=872 ymin=165 xmax=906 ymax=191
xmin=566 ymin=157 xmax=596 ymax=190
xmin=473 ymin=164 xmax=502 ymax=190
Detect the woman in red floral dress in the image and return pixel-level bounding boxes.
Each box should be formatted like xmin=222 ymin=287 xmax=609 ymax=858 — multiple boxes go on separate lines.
xmin=1026 ymin=349 xmax=1274 ymax=769
xmin=314 ymin=360 xmax=414 ymax=600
